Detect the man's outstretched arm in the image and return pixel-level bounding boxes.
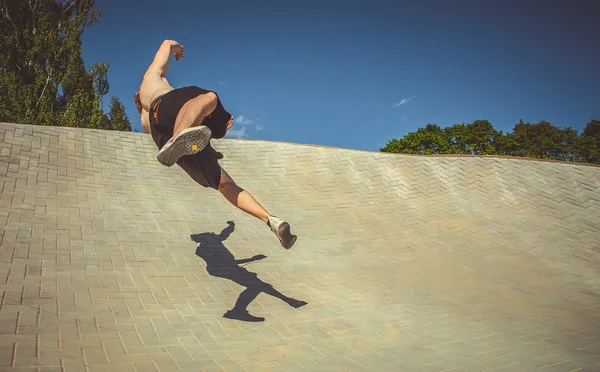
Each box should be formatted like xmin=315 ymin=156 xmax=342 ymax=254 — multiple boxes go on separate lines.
xmin=144 ymin=40 xmax=184 ymax=78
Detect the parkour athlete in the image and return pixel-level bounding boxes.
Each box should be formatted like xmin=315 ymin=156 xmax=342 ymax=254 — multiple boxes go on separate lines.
xmin=133 ymin=39 xmax=296 ymax=249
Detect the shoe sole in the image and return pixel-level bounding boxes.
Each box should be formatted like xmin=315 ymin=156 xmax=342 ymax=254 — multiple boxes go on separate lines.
xmin=157 ymin=126 xmax=212 ymax=166
xmin=277 ymin=222 xmax=297 ymax=249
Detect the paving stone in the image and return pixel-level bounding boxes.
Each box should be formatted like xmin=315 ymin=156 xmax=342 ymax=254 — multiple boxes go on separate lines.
xmin=1 ymin=123 xmax=599 ymax=371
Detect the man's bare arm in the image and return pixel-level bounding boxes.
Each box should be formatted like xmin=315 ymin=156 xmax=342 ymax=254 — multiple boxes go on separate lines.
xmin=140 ymin=110 xmax=151 ymax=134
xmin=144 ymin=40 xmax=184 ymax=78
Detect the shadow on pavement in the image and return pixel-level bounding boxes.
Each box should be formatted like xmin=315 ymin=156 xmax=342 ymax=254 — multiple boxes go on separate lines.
xmin=191 ymin=221 xmax=307 ymax=322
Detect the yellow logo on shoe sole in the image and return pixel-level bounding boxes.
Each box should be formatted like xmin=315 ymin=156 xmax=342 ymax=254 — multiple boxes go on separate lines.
xmin=191 ymin=144 xmax=198 ymax=151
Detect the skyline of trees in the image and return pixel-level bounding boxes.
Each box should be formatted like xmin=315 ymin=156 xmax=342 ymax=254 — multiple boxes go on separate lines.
xmin=380 ymin=119 xmax=600 ymax=164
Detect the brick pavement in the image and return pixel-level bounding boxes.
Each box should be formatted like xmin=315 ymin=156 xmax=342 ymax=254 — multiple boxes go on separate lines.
xmin=0 ymin=122 xmax=599 ymax=371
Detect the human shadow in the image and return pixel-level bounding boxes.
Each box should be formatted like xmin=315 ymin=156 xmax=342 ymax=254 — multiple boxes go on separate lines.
xmin=191 ymin=221 xmax=307 ymax=322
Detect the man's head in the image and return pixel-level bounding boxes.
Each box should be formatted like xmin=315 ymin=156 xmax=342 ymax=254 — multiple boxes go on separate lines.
xmin=133 ymin=91 xmax=142 ymax=114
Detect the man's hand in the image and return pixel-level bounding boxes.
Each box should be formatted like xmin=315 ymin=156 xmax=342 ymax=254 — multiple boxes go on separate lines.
xmin=172 ymin=44 xmax=184 ymax=61
xmin=145 ymin=40 xmax=184 ymax=77
xmin=164 ymin=40 xmax=184 ymax=61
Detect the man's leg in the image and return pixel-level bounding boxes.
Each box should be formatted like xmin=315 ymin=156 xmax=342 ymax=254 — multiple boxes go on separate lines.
xmin=156 ymin=92 xmax=217 ymax=167
xmin=172 ymin=92 xmax=218 ymax=137
xmin=218 ymin=168 xmax=270 ymax=223
xmin=218 ymin=168 xmax=297 ymax=249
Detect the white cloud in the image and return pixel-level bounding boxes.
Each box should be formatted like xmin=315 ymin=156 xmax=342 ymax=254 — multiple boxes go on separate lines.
xmin=228 ymin=114 xmax=262 ymax=137
xmin=226 ymin=126 xmax=248 ymax=139
xmin=235 ymin=115 xmax=255 ymax=125
xmin=393 ymin=96 xmax=416 ymax=107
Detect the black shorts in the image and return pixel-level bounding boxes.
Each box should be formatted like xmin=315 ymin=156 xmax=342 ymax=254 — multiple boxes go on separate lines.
xmin=148 ymin=86 xmax=231 ymax=190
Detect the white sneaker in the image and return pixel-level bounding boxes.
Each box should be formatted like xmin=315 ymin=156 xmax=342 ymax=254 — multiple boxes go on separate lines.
xmin=157 ymin=126 xmax=212 ymax=166
xmin=268 ymin=216 xmax=297 ymax=249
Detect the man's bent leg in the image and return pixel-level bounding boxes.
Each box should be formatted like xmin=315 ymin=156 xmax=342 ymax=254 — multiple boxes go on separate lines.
xmin=218 ymin=169 xmax=297 ymax=249
xmin=156 ymin=92 xmax=218 ymax=167
xmin=173 ymin=92 xmax=218 ymax=137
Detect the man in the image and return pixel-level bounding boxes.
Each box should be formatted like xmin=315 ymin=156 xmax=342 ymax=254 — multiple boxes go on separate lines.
xmin=133 ymin=39 xmax=296 ymax=249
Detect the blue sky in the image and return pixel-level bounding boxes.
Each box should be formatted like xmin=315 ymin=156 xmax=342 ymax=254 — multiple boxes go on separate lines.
xmin=81 ymin=0 xmax=600 ymax=152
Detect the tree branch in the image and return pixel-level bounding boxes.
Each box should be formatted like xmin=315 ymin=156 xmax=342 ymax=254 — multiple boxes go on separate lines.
xmin=3 ymin=3 xmax=19 ymax=35
xmin=36 ymin=67 xmax=52 ymax=108
xmin=63 ymin=0 xmax=76 ymax=14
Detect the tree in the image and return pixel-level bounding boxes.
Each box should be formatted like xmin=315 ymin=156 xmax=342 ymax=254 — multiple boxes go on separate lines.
xmin=107 ymin=96 xmax=131 ymax=131
xmin=578 ymin=120 xmax=600 ymax=164
xmin=444 ymin=120 xmax=501 ymax=155
xmin=511 ymin=120 xmax=579 ymax=161
xmin=380 ymin=124 xmax=451 ymax=154
xmin=0 ymin=0 xmax=131 ymax=131
xmin=493 ymin=131 xmax=520 ymax=157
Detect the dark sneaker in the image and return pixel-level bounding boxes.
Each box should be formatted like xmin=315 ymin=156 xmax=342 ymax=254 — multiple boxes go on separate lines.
xmin=157 ymin=126 xmax=212 ymax=166
xmin=223 ymin=309 xmax=265 ymax=322
xmin=268 ymin=216 xmax=297 ymax=249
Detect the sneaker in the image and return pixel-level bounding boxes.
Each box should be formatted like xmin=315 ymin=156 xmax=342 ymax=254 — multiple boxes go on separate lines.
xmin=268 ymin=216 xmax=297 ymax=249
xmin=157 ymin=126 xmax=212 ymax=166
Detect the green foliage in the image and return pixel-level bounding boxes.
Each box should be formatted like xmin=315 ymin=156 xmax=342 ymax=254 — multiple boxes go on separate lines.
xmin=511 ymin=120 xmax=577 ymax=161
xmin=381 ymin=119 xmax=600 ymax=164
xmin=578 ymin=120 xmax=600 ymax=164
xmin=445 ymin=120 xmax=500 ymax=155
xmin=107 ymin=96 xmax=132 ymax=131
xmin=382 ymin=124 xmax=451 ymax=155
xmin=0 ymin=0 xmax=131 ymax=131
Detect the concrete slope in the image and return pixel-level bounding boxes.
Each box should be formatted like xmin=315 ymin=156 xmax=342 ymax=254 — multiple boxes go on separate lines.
xmin=1 ymin=122 xmax=600 ymax=371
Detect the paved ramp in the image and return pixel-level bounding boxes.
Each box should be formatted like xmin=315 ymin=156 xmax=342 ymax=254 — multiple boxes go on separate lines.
xmin=1 ymin=122 xmax=600 ymax=371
